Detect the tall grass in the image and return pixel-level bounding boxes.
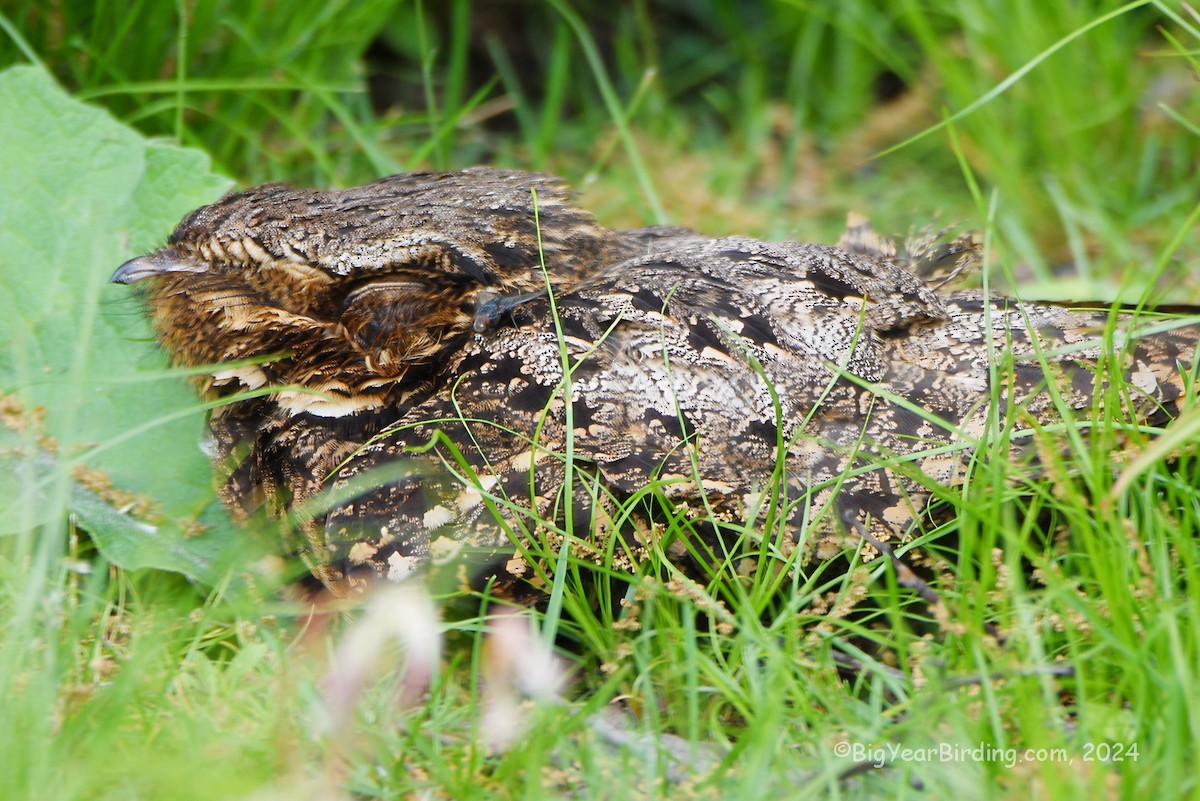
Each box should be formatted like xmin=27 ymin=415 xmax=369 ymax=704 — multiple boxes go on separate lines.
xmin=4 ymin=1 xmax=1197 ymax=248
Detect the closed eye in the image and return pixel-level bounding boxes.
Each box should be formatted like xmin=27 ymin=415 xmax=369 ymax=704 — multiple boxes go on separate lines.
xmin=343 ymin=279 xmax=431 ymax=305
xmin=339 ymin=278 xmax=462 ymax=359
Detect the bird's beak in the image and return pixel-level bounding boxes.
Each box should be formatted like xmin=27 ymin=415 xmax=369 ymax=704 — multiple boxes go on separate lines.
xmin=110 ymin=248 xmax=203 ymax=284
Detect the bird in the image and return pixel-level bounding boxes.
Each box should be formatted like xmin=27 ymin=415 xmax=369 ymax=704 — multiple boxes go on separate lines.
xmin=112 ymin=167 xmax=1200 ymax=602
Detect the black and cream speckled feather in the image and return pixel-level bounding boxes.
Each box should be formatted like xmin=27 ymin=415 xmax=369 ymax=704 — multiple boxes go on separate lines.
xmin=113 ymin=168 xmax=1200 ymax=596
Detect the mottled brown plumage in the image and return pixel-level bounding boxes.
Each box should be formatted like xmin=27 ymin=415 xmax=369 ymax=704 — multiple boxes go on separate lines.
xmin=113 ymin=168 xmax=1200 ymax=598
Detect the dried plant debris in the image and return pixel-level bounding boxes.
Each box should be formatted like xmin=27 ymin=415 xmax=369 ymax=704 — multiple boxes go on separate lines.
xmin=0 ymin=390 xmax=218 ymax=577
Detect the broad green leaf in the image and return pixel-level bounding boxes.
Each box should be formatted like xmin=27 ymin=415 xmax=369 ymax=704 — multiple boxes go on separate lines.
xmin=0 ymin=64 xmax=237 ymax=582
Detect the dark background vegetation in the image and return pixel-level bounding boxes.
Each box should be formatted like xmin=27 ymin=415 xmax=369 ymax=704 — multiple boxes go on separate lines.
xmin=6 ymin=1 xmax=1198 ymax=277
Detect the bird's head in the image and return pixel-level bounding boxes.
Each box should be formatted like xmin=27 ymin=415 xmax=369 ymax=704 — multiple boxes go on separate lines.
xmin=112 ymin=168 xmax=622 ymax=417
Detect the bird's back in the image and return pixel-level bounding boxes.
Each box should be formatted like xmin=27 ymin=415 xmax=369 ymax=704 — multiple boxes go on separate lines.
xmin=317 ymin=231 xmax=1200 ymax=592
